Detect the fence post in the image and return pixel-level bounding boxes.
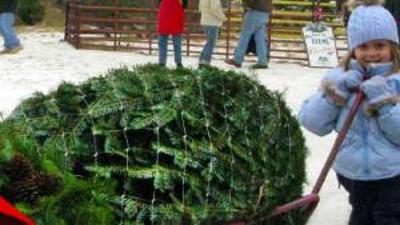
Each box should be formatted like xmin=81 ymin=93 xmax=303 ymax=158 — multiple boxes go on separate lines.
xmin=112 ymin=0 xmax=119 ymax=51
xmin=64 ymin=0 xmax=71 ymax=41
xmin=150 ymin=0 xmax=158 ymax=55
xmin=75 ymin=0 xmax=82 ymax=49
xmin=185 ymin=1 xmax=193 ymax=57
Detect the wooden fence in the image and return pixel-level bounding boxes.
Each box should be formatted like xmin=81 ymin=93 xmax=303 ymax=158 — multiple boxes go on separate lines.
xmin=64 ymin=0 xmax=348 ymax=63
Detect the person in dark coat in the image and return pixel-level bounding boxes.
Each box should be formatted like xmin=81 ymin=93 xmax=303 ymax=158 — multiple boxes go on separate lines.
xmin=0 ymin=0 xmax=22 ymax=54
xmin=157 ymin=0 xmax=188 ymax=68
xmin=336 ymin=0 xmax=346 ymax=11
xmin=384 ymin=0 xmax=400 ymax=40
xmin=245 ymin=34 xmax=257 ymax=56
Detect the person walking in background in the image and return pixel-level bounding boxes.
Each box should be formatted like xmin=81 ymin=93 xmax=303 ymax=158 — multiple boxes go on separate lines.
xmin=339 ymin=0 xmax=354 ymax=27
xmin=224 ymin=0 xmax=270 ymax=69
xmin=335 ymin=0 xmax=346 ymax=11
xmin=157 ymin=0 xmax=187 ymax=68
xmin=198 ymin=0 xmax=226 ymax=69
xmin=299 ymin=1 xmax=400 ymax=224
xmin=0 ymin=0 xmax=23 ymax=54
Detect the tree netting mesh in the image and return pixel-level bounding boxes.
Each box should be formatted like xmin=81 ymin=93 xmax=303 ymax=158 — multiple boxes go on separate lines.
xmin=0 ymin=64 xmax=307 ymax=225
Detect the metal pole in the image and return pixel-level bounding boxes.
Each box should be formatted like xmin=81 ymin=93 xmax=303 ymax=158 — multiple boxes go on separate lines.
xmin=76 ymin=0 xmax=82 ymax=49
xmin=311 ymin=0 xmax=316 ymax=22
xmin=64 ymin=0 xmax=70 ymax=41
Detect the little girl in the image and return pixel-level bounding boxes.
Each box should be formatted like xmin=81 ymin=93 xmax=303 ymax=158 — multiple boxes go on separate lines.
xmin=299 ymin=0 xmax=400 ymax=224
xmin=157 ymin=0 xmax=188 ymax=68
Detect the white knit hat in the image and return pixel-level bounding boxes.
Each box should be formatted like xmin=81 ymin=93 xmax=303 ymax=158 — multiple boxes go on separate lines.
xmin=347 ymin=4 xmax=399 ymax=50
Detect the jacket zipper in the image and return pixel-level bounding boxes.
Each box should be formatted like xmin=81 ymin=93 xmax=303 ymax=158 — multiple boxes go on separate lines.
xmin=361 ymin=114 xmax=370 ymax=175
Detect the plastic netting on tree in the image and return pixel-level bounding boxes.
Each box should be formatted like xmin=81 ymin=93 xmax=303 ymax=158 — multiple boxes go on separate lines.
xmin=0 ymin=64 xmax=307 ymax=225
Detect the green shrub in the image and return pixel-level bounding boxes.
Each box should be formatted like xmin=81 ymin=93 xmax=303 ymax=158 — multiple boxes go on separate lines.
xmin=0 ymin=64 xmax=307 ymax=225
xmin=17 ymin=0 xmax=45 ymax=25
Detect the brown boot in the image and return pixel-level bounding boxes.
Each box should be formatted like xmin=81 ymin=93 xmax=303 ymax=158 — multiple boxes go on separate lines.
xmin=224 ymin=59 xmax=241 ymax=68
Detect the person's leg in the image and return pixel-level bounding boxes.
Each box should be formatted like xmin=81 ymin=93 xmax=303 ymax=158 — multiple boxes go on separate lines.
xmin=337 ymin=174 xmax=376 ymax=225
xmin=232 ymin=11 xmax=260 ymax=65
xmin=348 ymin=204 xmax=375 ymax=225
xmin=172 ymin=35 xmax=182 ymax=67
xmin=158 ymin=35 xmax=169 ymax=66
xmin=373 ymin=175 xmax=400 ymax=225
xmin=253 ymin=12 xmax=269 ymax=66
xmin=374 ymin=204 xmax=400 ymax=225
xmin=199 ymin=25 xmax=219 ymax=65
xmin=0 ymin=13 xmax=7 ymax=49
xmin=1 ymin=13 xmax=21 ymax=49
xmin=199 ymin=26 xmax=208 ymax=64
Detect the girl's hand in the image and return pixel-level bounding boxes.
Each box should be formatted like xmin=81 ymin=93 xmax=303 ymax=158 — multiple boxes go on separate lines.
xmin=320 ymin=70 xmax=363 ymax=106
xmin=361 ymin=76 xmax=396 ymax=105
xmin=338 ymin=70 xmax=364 ymax=92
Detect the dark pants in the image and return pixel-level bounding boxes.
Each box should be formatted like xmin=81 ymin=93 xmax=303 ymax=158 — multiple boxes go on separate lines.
xmin=337 ymin=174 xmax=400 ymax=225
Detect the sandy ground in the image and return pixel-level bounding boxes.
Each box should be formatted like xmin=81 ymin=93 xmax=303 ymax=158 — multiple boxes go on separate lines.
xmin=0 ymin=31 xmax=350 ymax=225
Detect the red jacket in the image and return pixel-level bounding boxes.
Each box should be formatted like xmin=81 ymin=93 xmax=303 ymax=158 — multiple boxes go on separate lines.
xmin=158 ymin=0 xmax=184 ymax=35
xmin=0 ymin=196 xmax=35 ymax=225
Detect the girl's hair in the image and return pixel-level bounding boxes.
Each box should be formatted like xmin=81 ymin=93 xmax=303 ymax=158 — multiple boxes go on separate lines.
xmin=340 ymin=41 xmax=400 ymax=74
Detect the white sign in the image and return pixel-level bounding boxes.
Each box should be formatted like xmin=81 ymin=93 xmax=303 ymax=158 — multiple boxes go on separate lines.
xmin=302 ymin=24 xmax=339 ymax=68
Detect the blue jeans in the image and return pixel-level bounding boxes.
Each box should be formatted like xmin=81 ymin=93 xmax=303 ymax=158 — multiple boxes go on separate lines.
xmin=233 ymin=11 xmax=269 ymax=65
xmin=0 ymin=13 xmax=21 ymax=49
xmin=158 ymin=35 xmax=182 ymax=65
xmin=199 ymin=26 xmax=219 ymax=65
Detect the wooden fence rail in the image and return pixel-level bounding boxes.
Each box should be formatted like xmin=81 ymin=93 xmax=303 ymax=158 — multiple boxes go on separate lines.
xmin=64 ymin=0 xmax=348 ymax=64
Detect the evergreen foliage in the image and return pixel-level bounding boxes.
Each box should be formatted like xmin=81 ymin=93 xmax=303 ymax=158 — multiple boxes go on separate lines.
xmin=17 ymin=0 xmax=45 ymax=25
xmin=0 ymin=64 xmax=307 ymax=225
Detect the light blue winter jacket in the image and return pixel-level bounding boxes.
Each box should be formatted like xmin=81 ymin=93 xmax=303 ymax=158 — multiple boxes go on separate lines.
xmin=298 ymin=61 xmax=400 ymax=180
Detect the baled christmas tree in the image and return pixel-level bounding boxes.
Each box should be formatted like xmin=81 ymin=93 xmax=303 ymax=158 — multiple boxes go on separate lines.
xmin=0 ymin=64 xmax=307 ymax=225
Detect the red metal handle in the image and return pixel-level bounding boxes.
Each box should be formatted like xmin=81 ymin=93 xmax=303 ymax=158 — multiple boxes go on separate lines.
xmin=311 ymin=91 xmax=365 ymax=194
xmin=0 ymin=196 xmax=35 ymax=225
xmin=268 ymin=193 xmax=320 ymax=217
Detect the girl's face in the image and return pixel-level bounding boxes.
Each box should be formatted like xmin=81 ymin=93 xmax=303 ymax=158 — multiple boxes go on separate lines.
xmin=354 ymin=40 xmax=392 ymax=67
